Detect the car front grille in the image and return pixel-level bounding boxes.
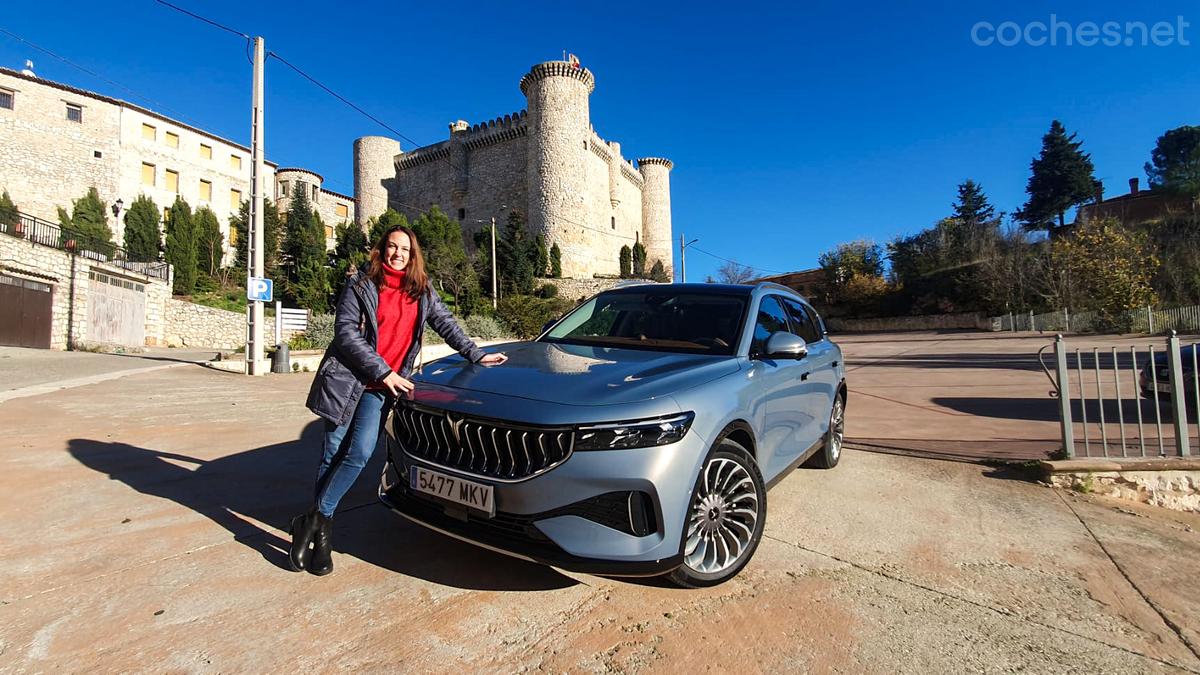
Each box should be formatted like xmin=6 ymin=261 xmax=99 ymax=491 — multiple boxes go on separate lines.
xmin=394 ymin=403 xmax=574 ymax=480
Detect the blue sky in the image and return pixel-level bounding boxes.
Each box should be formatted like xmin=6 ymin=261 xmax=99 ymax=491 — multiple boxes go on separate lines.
xmin=2 ymin=1 xmax=1197 ymax=281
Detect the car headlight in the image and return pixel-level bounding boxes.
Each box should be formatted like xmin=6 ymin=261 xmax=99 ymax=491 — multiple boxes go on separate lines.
xmin=575 ymin=412 xmax=695 ymax=451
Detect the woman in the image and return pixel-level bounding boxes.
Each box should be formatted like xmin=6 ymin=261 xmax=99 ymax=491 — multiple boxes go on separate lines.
xmin=290 ymin=224 xmax=507 ymax=575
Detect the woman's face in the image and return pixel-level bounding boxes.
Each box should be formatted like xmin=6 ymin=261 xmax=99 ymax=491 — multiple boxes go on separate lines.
xmin=383 ymin=231 xmax=411 ymax=271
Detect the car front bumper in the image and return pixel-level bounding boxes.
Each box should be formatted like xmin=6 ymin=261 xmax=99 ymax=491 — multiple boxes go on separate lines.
xmin=377 ymin=422 xmax=710 ymax=576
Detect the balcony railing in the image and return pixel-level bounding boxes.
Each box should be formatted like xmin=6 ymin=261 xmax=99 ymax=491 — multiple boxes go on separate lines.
xmin=0 ymin=211 xmax=170 ymax=281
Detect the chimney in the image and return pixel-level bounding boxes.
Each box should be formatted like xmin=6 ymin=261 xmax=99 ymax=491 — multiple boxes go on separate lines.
xmin=1094 ymin=180 xmax=1104 ymax=204
xmin=1129 ymin=177 xmax=1139 ymax=195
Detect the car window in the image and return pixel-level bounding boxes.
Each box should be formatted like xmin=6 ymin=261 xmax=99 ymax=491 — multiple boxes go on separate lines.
xmin=543 ymin=292 xmax=747 ymax=355
xmin=782 ymin=298 xmax=822 ymax=344
xmin=751 ymin=296 xmax=790 ymax=356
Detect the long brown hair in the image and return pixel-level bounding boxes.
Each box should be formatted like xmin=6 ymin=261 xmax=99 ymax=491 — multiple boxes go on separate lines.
xmin=365 ymin=225 xmax=428 ymax=299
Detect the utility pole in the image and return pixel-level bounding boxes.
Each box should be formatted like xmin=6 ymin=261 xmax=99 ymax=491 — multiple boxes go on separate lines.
xmin=246 ymin=36 xmax=266 ymax=376
xmin=491 ymin=216 xmax=498 ymax=309
xmin=679 ymin=234 xmax=697 ymax=283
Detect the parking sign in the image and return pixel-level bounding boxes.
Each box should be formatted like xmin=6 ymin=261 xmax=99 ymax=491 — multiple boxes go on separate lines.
xmin=247 ymin=277 xmax=273 ymax=302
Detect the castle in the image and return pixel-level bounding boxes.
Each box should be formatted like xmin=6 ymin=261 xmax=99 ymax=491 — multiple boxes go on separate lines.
xmin=354 ymin=60 xmax=674 ymax=279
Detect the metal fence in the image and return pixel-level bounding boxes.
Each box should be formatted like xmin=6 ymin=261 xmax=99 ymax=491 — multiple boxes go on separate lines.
xmin=1039 ymin=333 xmax=1198 ymax=458
xmin=995 ymin=305 xmax=1200 ymax=334
xmin=0 ymin=211 xmax=170 ymax=281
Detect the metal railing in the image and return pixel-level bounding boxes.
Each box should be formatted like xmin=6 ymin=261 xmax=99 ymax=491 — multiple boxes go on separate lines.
xmin=995 ymin=304 xmax=1200 ymax=334
xmin=1040 ymin=332 xmax=1198 ymax=458
xmin=0 ymin=211 xmax=170 ymax=281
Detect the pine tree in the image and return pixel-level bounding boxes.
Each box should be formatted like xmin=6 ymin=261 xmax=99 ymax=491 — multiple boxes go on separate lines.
xmin=497 ymin=209 xmax=536 ymax=295
xmin=619 ymin=245 xmax=632 ymax=278
xmin=549 ymin=243 xmax=562 ymax=278
xmin=123 ymin=195 xmax=160 ymax=263
xmin=649 ymin=259 xmax=669 ymax=282
xmin=368 ymin=208 xmax=409 ymax=245
xmin=164 ymin=196 xmax=197 ymax=295
xmin=1145 ymin=125 xmax=1200 ymax=209
xmin=1018 ymin=120 xmax=1098 ymax=234
xmin=58 ymin=187 xmax=115 ymax=257
xmin=0 ymin=190 xmax=18 ymax=228
xmin=193 ymin=206 xmax=224 ymax=277
xmin=945 ymin=179 xmax=1000 ymax=261
xmin=411 ymin=206 xmax=474 ymax=309
xmin=632 ymin=242 xmax=647 ymax=277
xmin=231 ymin=199 xmax=282 ymax=278
xmin=283 ymin=188 xmax=328 ymax=307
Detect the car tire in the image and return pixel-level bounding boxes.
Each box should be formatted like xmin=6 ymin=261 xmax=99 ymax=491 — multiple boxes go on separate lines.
xmin=667 ymin=439 xmax=766 ymax=588
xmin=806 ymin=392 xmax=845 ymax=469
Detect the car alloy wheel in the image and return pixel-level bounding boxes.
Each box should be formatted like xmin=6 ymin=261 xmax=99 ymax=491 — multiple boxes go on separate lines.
xmin=669 ymin=440 xmax=765 ymax=587
xmin=829 ymin=396 xmax=844 ymax=462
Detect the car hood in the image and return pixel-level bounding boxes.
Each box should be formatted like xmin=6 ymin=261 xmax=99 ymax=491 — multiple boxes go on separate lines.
xmin=415 ymin=341 xmax=742 ymax=405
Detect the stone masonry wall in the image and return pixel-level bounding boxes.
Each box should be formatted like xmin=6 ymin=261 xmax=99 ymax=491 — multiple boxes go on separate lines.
xmin=545 ymin=277 xmax=639 ymax=304
xmin=0 ymin=231 xmax=172 ymax=349
xmin=164 ymin=299 xmax=278 ymax=350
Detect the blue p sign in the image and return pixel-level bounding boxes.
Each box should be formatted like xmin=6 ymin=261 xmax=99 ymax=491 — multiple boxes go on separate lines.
xmin=247 ymin=277 xmax=273 ymax=302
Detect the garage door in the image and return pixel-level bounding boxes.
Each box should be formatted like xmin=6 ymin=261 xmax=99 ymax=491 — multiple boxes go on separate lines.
xmin=0 ymin=273 xmax=53 ymax=349
xmin=88 ymin=271 xmax=146 ymax=348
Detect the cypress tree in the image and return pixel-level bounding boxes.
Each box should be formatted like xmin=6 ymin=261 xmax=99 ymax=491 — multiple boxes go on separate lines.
xmin=0 ymin=190 xmax=18 ymax=228
xmin=58 ymin=187 xmax=115 ymax=257
xmin=549 ymin=243 xmax=562 ymax=278
xmin=123 ymin=195 xmax=161 ymax=263
xmin=632 ymin=242 xmax=647 ymax=277
xmin=619 ymin=245 xmax=632 ymax=278
xmin=165 ymin=196 xmax=197 ymax=295
xmin=193 ymin=206 xmax=224 ymax=277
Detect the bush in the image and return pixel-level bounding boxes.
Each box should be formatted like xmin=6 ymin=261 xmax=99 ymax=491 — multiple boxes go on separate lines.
xmin=461 ymin=314 xmax=507 ymax=340
xmin=497 ymin=294 xmax=573 ymax=339
xmin=535 ymin=283 xmax=559 ymax=298
xmin=423 ymin=324 xmax=445 ymax=345
xmin=288 ymin=313 xmax=334 ymax=351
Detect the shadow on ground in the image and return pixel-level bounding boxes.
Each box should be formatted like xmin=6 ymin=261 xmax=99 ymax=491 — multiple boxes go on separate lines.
xmin=67 ymin=422 xmax=576 ymax=592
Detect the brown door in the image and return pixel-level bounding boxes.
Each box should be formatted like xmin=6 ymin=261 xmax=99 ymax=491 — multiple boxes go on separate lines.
xmin=0 ymin=273 xmax=53 ymax=349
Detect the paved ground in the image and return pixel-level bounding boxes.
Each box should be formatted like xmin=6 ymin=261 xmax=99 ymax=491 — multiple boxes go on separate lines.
xmin=1 ymin=336 xmax=1198 ymax=672
xmin=0 ymin=346 xmax=219 ymax=401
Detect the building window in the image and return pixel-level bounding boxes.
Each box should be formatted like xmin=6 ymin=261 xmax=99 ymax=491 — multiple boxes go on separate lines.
xmin=142 ymin=123 xmax=156 ymax=140
xmin=199 ymin=179 xmax=212 ymax=202
xmin=611 ymin=216 xmax=616 ymax=229
xmin=93 ymin=150 xmax=102 ymax=159
xmin=162 ymin=207 xmax=171 ymax=222
xmin=165 ymin=131 xmax=179 ymax=148
xmin=230 ymin=155 xmax=242 ymax=171
xmin=66 ymin=103 xmax=82 ymax=123
xmin=141 ymin=163 xmax=155 ymax=187
xmin=457 ymin=208 xmax=465 ymax=220
xmin=200 ymin=143 xmax=212 ymax=160
xmin=311 ymin=184 xmax=318 ymax=201
xmin=229 ymin=225 xmax=238 ymax=246
xmin=280 ymin=181 xmax=289 ymax=198
xmin=230 ymin=189 xmax=242 ymax=210
xmin=0 ymin=88 xmax=13 ymax=110
xmin=324 ymin=225 xmax=334 ymax=239
xmin=335 ymin=203 xmax=348 ymax=219
xmin=165 ymin=169 xmax=179 ymax=193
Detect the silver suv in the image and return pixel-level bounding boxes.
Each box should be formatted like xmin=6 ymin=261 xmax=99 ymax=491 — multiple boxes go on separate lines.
xmin=379 ymin=282 xmax=846 ymax=586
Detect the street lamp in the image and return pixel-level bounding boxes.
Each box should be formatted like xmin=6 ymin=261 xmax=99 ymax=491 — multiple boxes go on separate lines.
xmin=110 ymin=198 xmax=124 ymax=218
xmin=680 ymin=234 xmax=699 ymax=283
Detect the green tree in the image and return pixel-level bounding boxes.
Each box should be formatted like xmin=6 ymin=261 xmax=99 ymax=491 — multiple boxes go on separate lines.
xmin=164 ymin=196 xmax=197 ymax=295
xmin=368 ymin=208 xmax=409 ymax=245
xmin=497 ymin=209 xmax=537 ymax=295
xmin=534 ymin=234 xmax=549 ymax=278
xmin=946 ymin=179 xmax=1001 ymax=261
xmin=57 ymin=187 xmax=114 ymax=258
xmin=0 ymin=190 xmax=18 ymax=228
xmin=549 ymin=243 xmax=562 ymax=278
xmin=123 ymin=195 xmax=160 ymax=263
xmin=649 ymin=259 xmax=669 ymax=283
xmin=231 ymin=199 xmax=283 ymax=279
xmin=1145 ymin=125 xmax=1200 ymax=209
xmin=1051 ymin=218 xmax=1158 ymax=330
xmin=193 ymin=206 xmax=223 ymax=277
xmin=632 ymin=241 xmax=647 ymax=277
xmin=1017 ymin=120 xmax=1098 ymax=234
xmin=411 ymin=206 xmax=477 ymax=310
xmin=331 ymin=221 xmax=369 ymax=291
xmin=292 ymin=259 xmax=331 ymax=313
xmin=619 ymin=245 xmax=632 ymax=278
xmin=283 ymin=188 xmax=328 ymax=307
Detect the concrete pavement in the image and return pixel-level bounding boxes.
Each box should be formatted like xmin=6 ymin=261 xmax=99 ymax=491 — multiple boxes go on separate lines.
xmin=1 ymin=347 xmax=1198 ymax=671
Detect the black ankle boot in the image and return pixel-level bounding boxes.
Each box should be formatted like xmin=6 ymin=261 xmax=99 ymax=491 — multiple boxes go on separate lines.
xmin=288 ymin=508 xmax=320 ymax=572
xmin=308 ymin=512 xmax=333 ymax=576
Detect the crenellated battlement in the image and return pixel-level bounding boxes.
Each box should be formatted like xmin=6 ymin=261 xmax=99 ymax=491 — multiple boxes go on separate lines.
xmin=637 ymin=157 xmax=674 ymax=171
xmin=519 ymin=61 xmax=595 ymax=96
xmin=621 ymin=163 xmax=645 ymax=187
xmin=395 ymin=144 xmax=449 ymax=171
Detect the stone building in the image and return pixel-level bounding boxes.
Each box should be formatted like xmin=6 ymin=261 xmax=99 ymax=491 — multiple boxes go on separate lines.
xmin=274 ymin=168 xmax=355 ymax=251
xmin=354 ymin=60 xmax=674 ymax=279
xmin=0 ymin=64 xmax=352 ymax=264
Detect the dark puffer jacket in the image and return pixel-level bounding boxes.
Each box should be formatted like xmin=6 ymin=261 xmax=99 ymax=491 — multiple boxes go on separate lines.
xmin=306 ymin=271 xmax=486 ymax=426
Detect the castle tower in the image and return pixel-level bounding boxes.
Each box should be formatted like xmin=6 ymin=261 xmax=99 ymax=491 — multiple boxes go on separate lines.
xmin=353 ymin=136 xmax=401 ymax=228
xmin=520 ymin=61 xmax=595 ymax=279
xmin=638 ymin=157 xmax=674 ymax=279
xmin=275 ymin=167 xmax=324 ymax=214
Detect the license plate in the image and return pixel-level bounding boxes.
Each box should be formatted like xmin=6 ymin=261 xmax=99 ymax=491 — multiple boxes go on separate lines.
xmin=409 ymin=466 xmax=495 ymax=516
xmin=1155 ymin=382 xmax=1173 ymax=393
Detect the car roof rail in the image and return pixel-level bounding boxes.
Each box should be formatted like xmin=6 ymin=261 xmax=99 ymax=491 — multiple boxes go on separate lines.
xmin=755 ymin=281 xmax=808 ymax=301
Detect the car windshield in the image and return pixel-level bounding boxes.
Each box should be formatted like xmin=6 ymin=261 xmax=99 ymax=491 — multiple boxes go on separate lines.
xmin=541 ymin=291 xmax=747 ymax=355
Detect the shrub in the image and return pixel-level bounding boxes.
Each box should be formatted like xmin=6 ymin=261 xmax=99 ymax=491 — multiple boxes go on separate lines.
xmin=461 ymin=313 xmax=507 ymax=340
xmin=498 ymin=294 xmax=573 ymax=339
xmin=288 ymin=313 xmax=333 ymax=351
xmin=535 ymin=283 xmax=559 ymax=298
xmin=423 ymin=324 xmax=445 ymax=345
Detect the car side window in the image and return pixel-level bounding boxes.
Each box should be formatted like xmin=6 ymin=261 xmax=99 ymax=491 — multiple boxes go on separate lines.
xmin=782 ymin=298 xmax=822 ymax=344
xmin=751 ymin=296 xmax=790 ymax=356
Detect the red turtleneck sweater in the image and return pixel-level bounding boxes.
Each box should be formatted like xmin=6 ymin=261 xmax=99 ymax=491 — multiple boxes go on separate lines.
xmin=370 ymin=265 xmax=419 ymax=387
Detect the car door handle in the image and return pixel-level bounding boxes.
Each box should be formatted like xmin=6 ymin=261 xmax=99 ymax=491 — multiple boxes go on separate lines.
xmin=801 ymin=371 xmax=810 ymax=381
xmin=831 ymin=361 xmax=838 ymax=368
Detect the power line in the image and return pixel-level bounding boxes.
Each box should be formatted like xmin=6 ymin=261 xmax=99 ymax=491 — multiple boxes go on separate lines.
xmin=153 ymin=0 xmax=249 ymax=39
xmin=689 ymin=245 xmax=784 ymax=275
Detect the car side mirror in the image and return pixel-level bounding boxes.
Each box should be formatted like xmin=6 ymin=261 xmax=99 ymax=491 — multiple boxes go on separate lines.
xmin=765 ymin=332 xmax=808 ymax=360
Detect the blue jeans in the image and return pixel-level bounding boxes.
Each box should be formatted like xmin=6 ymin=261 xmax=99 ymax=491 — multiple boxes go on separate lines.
xmin=315 ymin=390 xmax=392 ymax=517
